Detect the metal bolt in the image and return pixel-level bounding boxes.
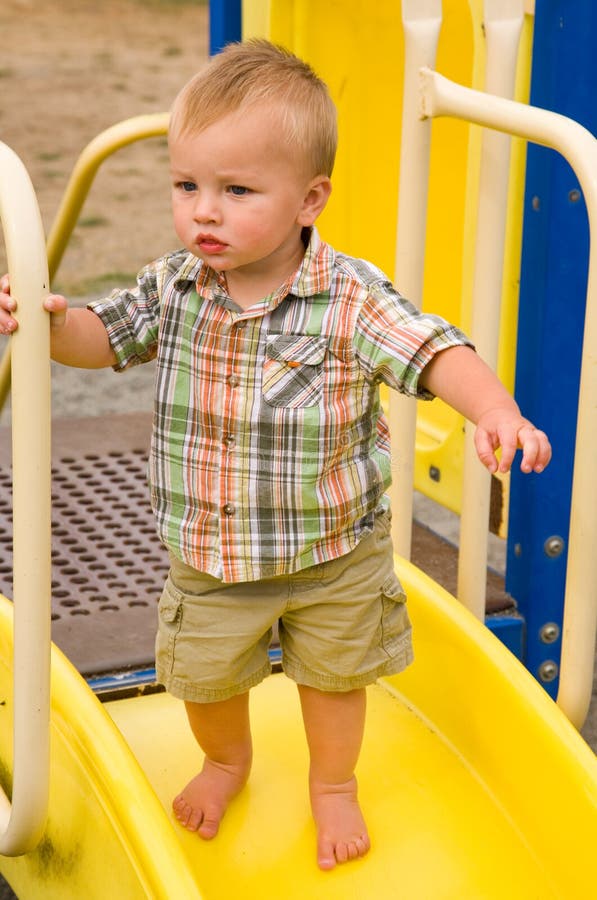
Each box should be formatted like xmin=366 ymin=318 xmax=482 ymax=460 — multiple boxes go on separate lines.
xmin=532 ymin=195 xmax=541 ymax=211
xmin=544 ymin=535 xmax=565 ymax=558
xmin=429 ymin=466 xmax=441 ymax=483
xmin=569 ymin=188 xmax=581 ymax=203
xmin=540 ymin=622 xmax=560 ymax=644
xmin=538 ymin=660 xmax=559 ymax=683
xmin=514 ymin=542 xmax=522 ymax=558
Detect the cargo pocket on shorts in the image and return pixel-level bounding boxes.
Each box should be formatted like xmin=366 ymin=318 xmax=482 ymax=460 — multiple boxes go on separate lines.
xmin=156 ymin=576 xmax=184 ymax=677
xmin=380 ymin=572 xmax=410 ymax=656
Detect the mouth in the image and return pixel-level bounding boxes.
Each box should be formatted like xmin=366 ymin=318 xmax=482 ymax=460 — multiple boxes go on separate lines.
xmin=196 ymin=233 xmax=228 ymax=254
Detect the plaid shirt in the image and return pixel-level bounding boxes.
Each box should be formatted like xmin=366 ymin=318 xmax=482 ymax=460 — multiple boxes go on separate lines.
xmin=89 ymin=229 xmax=471 ymax=582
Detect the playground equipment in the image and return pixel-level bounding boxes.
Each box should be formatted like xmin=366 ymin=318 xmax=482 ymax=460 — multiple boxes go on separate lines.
xmin=0 ymin=0 xmax=595 ymax=896
xmin=0 ymin=142 xmax=50 ymax=858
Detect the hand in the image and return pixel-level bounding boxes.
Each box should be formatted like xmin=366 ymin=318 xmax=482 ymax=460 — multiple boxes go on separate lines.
xmin=474 ymin=408 xmax=552 ymax=475
xmin=0 ymin=273 xmax=68 ymax=334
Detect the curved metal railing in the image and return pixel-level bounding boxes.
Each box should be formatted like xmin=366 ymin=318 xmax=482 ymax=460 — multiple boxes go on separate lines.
xmin=0 ymin=113 xmax=169 ymax=412
xmin=0 ymin=113 xmax=168 ymax=856
xmin=0 ymin=141 xmax=51 ymax=855
xmin=419 ymin=67 xmax=597 ymax=729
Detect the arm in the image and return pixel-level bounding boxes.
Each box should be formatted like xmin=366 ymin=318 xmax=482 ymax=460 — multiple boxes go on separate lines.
xmin=44 ymin=294 xmax=117 ymax=368
xmin=419 ymin=344 xmax=551 ymax=475
xmin=0 ymin=276 xmax=117 ymax=368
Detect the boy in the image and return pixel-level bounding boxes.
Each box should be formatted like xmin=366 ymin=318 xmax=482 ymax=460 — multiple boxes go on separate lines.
xmin=0 ymin=40 xmax=551 ymax=870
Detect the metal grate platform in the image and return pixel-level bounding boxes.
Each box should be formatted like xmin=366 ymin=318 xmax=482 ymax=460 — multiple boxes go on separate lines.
xmin=0 ymin=413 xmax=168 ymax=675
xmin=0 ymin=412 xmax=512 ymax=679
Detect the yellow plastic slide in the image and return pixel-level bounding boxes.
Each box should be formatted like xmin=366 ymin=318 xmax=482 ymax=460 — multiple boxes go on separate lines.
xmin=0 ymin=556 xmax=595 ymax=899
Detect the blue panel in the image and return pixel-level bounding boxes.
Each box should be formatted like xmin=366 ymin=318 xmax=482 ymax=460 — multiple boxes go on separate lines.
xmin=209 ymin=0 xmax=242 ymax=55
xmin=507 ymin=1 xmax=597 ymax=696
xmin=486 ymin=616 xmax=524 ymax=663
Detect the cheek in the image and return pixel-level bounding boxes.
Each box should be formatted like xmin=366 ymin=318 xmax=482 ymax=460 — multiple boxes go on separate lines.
xmin=171 ymin=203 xmax=190 ymax=238
xmin=233 ymin=210 xmax=280 ymax=247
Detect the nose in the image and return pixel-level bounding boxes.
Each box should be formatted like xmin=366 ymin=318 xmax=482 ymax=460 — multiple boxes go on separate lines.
xmin=193 ymin=190 xmax=221 ymax=225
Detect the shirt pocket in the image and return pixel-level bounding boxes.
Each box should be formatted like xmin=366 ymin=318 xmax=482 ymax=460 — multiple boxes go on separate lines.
xmin=262 ymin=335 xmax=328 ymax=408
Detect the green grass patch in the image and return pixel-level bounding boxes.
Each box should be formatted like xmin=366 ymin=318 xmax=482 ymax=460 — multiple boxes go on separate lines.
xmin=38 ymin=151 xmax=63 ymax=162
xmin=53 ymin=271 xmax=138 ymax=298
xmin=78 ymin=216 xmax=110 ymax=229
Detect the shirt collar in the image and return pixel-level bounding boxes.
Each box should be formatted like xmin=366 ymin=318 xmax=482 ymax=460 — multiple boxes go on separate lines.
xmin=287 ymin=227 xmax=334 ymax=300
xmin=178 ymin=226 xmax=335 ymax=306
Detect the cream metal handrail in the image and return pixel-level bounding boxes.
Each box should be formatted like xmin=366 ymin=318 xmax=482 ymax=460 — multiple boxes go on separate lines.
xmin=0 ymin=142 xmax=51 ymax=854
xmin=0 ymin=112 xmax=167 ymax=854
xmin=0 ymin=113 xmax=169 ymax=412
xmin=419 ymin=67 xmax=597 ymax=729
xmin=457 ymin=0 xmax=524 ymax=620
xmin=390 ymin=0 xmax=442 ymax=559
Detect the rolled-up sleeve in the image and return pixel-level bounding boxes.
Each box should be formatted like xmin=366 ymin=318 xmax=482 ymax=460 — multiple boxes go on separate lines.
xmin=353 ymin=279 xmax=474 ymax=398
xmin=87 ymin=260 xmax=161 ymax=371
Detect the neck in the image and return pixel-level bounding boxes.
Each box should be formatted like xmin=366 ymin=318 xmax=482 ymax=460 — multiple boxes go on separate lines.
xmin=225 ymin=241 xmax=306 ymax=311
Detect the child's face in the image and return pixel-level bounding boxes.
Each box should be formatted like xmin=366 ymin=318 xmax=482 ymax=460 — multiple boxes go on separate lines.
xmin=169 ymin=105 xmax=330 ymax=290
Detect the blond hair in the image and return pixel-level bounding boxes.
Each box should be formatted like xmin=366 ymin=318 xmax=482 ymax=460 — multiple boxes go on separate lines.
xmin=169 ymin=39 xmax=337 ymax=177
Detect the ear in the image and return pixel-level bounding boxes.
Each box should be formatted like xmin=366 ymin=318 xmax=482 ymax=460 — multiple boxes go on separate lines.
xmin=297 ymin=176 xmax=332 ymax=226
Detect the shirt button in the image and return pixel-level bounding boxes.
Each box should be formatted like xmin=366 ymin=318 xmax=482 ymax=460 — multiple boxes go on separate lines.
xmin=224 ymin=434 xmax=236 ymax=448
xmin=222 ymin=503 xmax=235 ymax=516
xmin=235 ymin=320 xmax=247 ymax=329
xmin=227 ymin=374 xmax=240 ymax=387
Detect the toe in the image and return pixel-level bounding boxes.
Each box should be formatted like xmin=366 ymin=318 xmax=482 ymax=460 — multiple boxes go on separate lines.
xmin=346 ymin=841 xmax=360 ymax=861
xmin=172 ymin=796 xmax=192 ymax=827
xmin=172 ymin=793 xmax=185 ymax=814
xmin=335 ymin=841 xmax=349 ymax=865
xmin=317 ymin=838 xmax=337 ymax=871
xmin=356 ymin=834 xmax=370 ymax=857
xmin=197 ymin=810 xmax=221 ymax=840
xmin=185 ymin=806 xmax=204 ymax=832
xmin=172 ymin=794 xmax=208 ymax=833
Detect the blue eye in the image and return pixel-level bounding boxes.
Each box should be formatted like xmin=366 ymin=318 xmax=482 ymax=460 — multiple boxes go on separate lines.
xmin=228 ymin=185 xmax=249 ymax=196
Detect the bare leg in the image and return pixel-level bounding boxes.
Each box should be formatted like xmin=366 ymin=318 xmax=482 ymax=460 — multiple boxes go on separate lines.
xmin=172 ymin=692 xmax=252 ymax=840
xmin=298 ymin=685 xmax=370 ymax=870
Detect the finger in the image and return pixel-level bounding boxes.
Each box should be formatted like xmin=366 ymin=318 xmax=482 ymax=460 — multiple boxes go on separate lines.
xmin=519 ymin=428 xmax=552 ymax=474
xmin=496 ymin=427 xmax=519 ymax=473
xmin=44 ymin=293 xmax=67 ymax=311
xmin=0 ymin=295 xmax=17 ymax=333
xmin=45 ymin=293 xmax=68 ymax=327
xmin=534 ymin=432 xmax=552 ymax=471
xmin=0 ymin=315 xmax=17 ymax=336
xmin=0 ymin=274 xmax=10 ymax=294
xmin=474 ymin=428 xmax=499 ymax=474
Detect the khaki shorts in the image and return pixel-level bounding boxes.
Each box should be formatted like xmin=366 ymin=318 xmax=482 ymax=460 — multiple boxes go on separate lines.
xmin=155 ymin=513 xmax=413 ymax=702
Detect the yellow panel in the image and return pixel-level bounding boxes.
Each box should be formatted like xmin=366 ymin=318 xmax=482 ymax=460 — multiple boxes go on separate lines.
xmin=243 ymin=1 xmax=534 ymax=527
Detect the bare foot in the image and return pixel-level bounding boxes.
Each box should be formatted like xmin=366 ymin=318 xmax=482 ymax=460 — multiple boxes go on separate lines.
xmin=172 ymin=757 xmax=250 ymax=839
xmin=310 ymin=775 xmax=371 ymax=870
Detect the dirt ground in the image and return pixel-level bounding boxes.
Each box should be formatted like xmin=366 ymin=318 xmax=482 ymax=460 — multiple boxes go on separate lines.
xmin=0 ymin=0 xmax=209 ymax=295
